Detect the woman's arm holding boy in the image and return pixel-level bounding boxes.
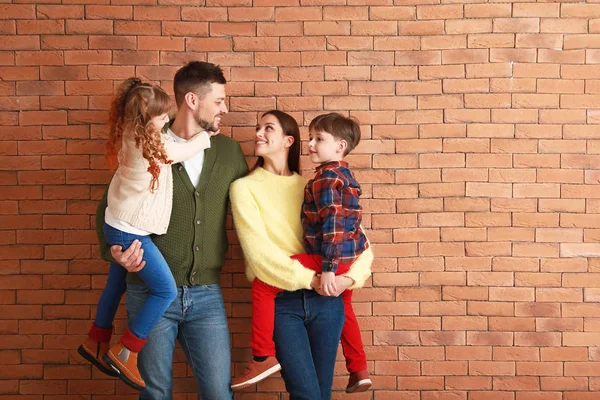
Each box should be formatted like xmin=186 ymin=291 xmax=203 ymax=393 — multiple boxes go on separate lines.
xmin=230 ymin=179 xmax=318 ymax=292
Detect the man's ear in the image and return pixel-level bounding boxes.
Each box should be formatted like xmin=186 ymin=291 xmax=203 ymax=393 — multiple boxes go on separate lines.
xmin=184 ymin=92 xmax=197 ymax=109
xmin=285 ymin=135 xmax=295 ymax=148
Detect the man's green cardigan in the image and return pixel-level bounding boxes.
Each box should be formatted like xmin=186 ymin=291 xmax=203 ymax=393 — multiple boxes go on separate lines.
xmin=96 ymin=133 xmax=249 ymax=286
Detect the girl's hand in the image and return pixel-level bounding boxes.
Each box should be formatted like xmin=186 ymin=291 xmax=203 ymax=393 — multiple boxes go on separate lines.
xmin=320 ymin=272 xmax=337 ymax=296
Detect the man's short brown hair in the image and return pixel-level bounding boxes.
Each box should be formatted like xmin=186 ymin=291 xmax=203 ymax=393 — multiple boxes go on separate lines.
xmin=309 ymin=113 xmax=361 ymax=156
xmin=173 ymin=61 xmax=226 ymax=107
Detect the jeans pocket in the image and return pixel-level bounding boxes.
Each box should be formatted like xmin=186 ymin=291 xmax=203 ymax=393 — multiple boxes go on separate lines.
xmin=203 ymin=284 xmax=221 ymax=291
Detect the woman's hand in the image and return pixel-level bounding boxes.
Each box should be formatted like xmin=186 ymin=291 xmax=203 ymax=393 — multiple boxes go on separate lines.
xmin=310 ymin=274 xmax=321 ymax=290
xmin=331 ymin=275 xmax=353 ymax=297
xmin=320 ymin=272 xmax=337 ymax=296
xmin=110 ymin=240 xmax=146 ymax=272
xmin=313 ymin=274 xmax=353 ymax=297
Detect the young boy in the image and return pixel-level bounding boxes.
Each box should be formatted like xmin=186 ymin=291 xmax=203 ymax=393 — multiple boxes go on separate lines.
xmin=231 ymin=113 xmax=371 ymax=393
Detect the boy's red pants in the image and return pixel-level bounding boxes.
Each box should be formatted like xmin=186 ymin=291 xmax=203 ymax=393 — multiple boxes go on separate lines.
xmin=250 ymin=253 xmax=367 ymax=373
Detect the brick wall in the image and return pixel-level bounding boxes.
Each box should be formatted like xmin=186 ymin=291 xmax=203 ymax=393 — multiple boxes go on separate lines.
xmin=2 ymin=0 xmax=600 ymax=398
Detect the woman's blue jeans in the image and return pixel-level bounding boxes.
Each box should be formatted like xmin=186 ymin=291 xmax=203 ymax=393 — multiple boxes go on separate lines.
xmin=274 ymin=289 xmax=345 ymax=400
xmin=94 ymin=223 xmax=177 ymax=340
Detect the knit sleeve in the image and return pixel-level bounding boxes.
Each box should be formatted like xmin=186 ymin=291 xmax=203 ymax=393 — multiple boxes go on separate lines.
xmin=162 ymin=131 xmax=211 ymax=164
xmin=95 ymin=187 xmax=116 ymax=264
xmin=233 ymin=141 xmax=249 ymax=179
xmin=343 ymin=238 xmax=373 ymax=290
xmin=229 ymin=178 xmax=315 ymax=291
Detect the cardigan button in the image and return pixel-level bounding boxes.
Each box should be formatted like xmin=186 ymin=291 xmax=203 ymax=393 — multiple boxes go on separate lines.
xmin=178 ymin=166 xmax=182 ymax=171
xmin=195 ymin=245 xmax=200 ymax=251
xmin=195 ymin=191 xmax=199 ymax=197
xmin=196 ymin=219 xmax=201 ymax=225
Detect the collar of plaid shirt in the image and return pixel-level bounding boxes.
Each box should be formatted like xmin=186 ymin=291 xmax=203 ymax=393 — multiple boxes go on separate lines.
xmin=314 ymin=160 xmax=348 ymax=172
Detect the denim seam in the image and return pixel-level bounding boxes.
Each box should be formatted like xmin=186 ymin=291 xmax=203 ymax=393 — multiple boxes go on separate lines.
xmin=179 ymin=321 xmax=199 ymax=380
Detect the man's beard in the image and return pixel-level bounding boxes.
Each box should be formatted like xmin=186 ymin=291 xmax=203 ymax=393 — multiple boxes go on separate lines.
xmin=196 ymin=114 xmax=217 ymax=133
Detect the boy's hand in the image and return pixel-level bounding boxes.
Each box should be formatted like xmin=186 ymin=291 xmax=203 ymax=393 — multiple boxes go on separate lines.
xmin=320 ymin=272 xmax=337 ymax=296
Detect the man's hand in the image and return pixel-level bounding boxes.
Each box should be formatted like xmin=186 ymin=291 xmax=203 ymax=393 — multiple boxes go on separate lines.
xmin=320 ymin=271 xmax=337 ymax=296
xmin=110 ymin=239 xmax=146 ymax=272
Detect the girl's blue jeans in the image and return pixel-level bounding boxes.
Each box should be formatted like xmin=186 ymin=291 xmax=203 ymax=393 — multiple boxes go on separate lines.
xmin=94 ymin=223 xmax=177 ymax=340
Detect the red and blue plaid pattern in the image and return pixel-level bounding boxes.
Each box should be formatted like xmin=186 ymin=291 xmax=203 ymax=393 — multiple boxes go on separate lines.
xmin=301 ymin=161 xmax=369 ymax=273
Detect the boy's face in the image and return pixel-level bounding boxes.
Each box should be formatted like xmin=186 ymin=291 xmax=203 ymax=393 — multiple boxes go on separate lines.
xmin=308 ymin=130 xmax=344 ymax=165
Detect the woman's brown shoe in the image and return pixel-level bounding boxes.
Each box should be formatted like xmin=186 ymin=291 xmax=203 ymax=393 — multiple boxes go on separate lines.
xmin=231 ymin=356 xmax=281 ymax=391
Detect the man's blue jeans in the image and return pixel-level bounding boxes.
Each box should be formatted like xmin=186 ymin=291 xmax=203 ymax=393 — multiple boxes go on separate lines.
xmin=126 ymin=283 xmax=233 ymax=400
xmin=274 ymin=289 xmax=345 ymax=400
xmin=95 ymin=223 xmax=177 ymax=340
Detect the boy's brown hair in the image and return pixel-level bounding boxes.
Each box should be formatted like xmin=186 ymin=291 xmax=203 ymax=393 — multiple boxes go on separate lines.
xmin=309 ymin=112 xmax=361 ymax=156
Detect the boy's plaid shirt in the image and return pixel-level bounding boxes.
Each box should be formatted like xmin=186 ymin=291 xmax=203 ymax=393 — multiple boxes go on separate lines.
xmin=301 ymin=160 xmax=369 ymax=273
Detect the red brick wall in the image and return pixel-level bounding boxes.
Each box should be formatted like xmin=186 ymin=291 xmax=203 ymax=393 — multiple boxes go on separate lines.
xmin=2 ymin=1 xmax=600 ymax=398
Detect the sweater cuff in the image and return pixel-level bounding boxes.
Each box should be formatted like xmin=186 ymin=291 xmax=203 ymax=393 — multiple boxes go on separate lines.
xmin=343 ymin=269 xmax=361 ymax=290
xmin=296 ymin=260 xmax=317 ymax=290
xmin=197 ymin=131 xmax=211 ymax=149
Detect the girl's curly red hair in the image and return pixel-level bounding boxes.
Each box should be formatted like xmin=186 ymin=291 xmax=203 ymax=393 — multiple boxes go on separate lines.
xmin=106 ymin=78 xmax=172 ymax=192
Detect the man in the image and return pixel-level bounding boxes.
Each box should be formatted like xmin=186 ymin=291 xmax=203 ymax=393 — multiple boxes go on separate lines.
xmin=95 ymin=61 xmax=248 ymax=399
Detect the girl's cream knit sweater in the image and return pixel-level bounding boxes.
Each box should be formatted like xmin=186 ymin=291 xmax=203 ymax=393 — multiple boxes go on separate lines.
xmin=107 ymin=131 xmax=211 ymax=235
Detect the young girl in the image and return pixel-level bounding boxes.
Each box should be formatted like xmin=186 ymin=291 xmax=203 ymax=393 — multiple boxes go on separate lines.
xmin=78 ymin=78 xmax=214 ymax=390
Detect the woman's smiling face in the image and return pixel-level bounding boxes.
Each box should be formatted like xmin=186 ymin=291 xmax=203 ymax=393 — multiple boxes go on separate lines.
xmin=254 ymin=113 xmax=293 ymax=159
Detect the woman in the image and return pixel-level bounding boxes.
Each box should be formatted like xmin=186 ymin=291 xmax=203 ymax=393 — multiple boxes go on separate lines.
xmin=229 ymin=110 xmax=373 ymax=400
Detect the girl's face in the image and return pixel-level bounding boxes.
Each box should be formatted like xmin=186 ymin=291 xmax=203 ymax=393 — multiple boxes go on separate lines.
xmin=150 ymin=113 xmax=170 ymax=132
xmin=255 ymin=114 xmax=293 ymax=159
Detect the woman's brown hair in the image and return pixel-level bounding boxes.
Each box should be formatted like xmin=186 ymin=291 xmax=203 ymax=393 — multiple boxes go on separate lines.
xmin=106 ymin=78 xmax=172 ymax=192
xmin=252 ymin=110 xmax=301 ymax=174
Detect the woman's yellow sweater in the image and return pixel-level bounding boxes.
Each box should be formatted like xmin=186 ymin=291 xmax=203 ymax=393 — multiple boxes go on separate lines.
xmin=229 ymin=167 xmax=373 ymax=292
